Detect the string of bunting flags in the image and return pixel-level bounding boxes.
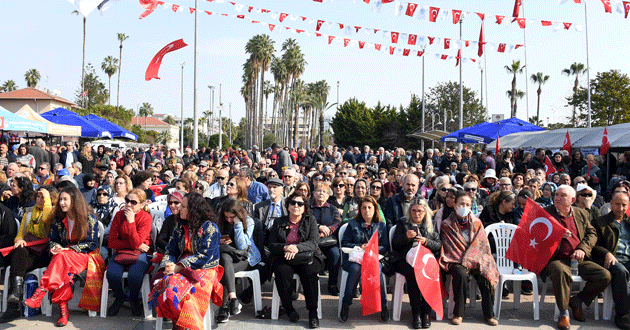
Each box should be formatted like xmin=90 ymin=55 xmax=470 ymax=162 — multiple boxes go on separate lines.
xmin=559 ymin=0 xmax=630 ymax=18
xmin=138 ymin=0 xmax=486 ymax=66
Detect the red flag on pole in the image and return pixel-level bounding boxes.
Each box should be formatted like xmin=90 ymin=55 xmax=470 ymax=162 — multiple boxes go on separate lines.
xmin=601 ymin=127 xmax=610 ymax=155
xmin=601 ymin=0 xmax=612 ymax=13
xmin=455 ymin=49 xmax=461 ymax=66
xmin=544 ymin=156 xmax=556 ymax=177
xmin=512 ymin=0 xmax=521 ymax=17
xmin=562 ymin=131 xmax=572 ymax=155
xmin=505 ymin=198 xmax=566 ymax=274
xmin=429 ymin=7 xmax=440 ymax=22
xmin=412 ymin=245 xmax=445 ymax=320
xmin=624 ymin=1 xmax=630 ymax=18
xmin=361 ymin=231 xmax=382 ymax=316
xmin=145 ymin=39 xmax=188 ymax=81
xmin=495 ymin=134 xmax=500 ymax=156
xmin=477 ymin=24 xmax=484 ymax=57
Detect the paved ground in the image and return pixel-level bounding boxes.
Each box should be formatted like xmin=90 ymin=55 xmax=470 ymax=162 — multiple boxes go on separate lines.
xmin=0 ymin=279 xmax=618 ymax=330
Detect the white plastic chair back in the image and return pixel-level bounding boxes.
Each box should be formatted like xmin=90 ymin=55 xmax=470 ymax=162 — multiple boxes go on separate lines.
xmin=155 ymin=194 xmax=168 ymax=203
xmin=149 ymin=201 xmax=167 ymax=213
xmin=388 ymin=225 xmax=396 ymax=252
xmin=338 ymin=223 xmax=348 ymax=249
xmin=98 ymin=221 xmax=105 ymax=249
xmin=485 ymin=223 xmax=518 ymax=274
xmin=151 ymin=209 xmax=165 ymax=233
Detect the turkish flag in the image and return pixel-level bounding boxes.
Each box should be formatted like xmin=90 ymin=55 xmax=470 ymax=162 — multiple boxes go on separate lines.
xmin=408 ymin=34 xmax=417 ymax=45
xmin=391 ymin=32 xmax=399 ymax=44
xmin=359 ymin=40 xmax=365 ymax=49
xmin=624 ymin=2 xmax=630 ymax=18
xmin=344 ymin=38 xmax=350 ymax=47
xmin=139 ymin=0 xmax=160 ymax=19
xmin=602 ymin=0 xmax=612 ymax=13
xmin=601 ymin=127 xmax=610 ymax=155
xmin=328 ymin=36 xmax=335 ymax=44
xmin=505 ymin=198 xmax=566 ymax=274
xmin=406 ymin=3 xmax=418 ymax=16
xmin=444 ymin=38 xmax=450 ymax=49
xmin=452 ymin=10 xmax=462 ymax=24
xmin=411 ymin=245 xmax=445 ymax=320
xmin=428 ymin=36 xmax=435 ymax=44
xmin=403 ymin=49 xmax=410 ymax=56
xmin=382 ymin=0 xmax=395 ymax=2
xmin=544 ymin=156 xmax=556 ymax=177
xmin=268 ymin=24 xmax=276 ymax=31
xmin=389 ymin=46 xmax=395 ymax=55
xmin=145 ymin=39 xmax=188 ymax=81
xmin=562 ymin=131 xmax=572 ymax=155
xmin=497 ymin=43 xmax=506 ymax=52
xmin=375 ymin=43 xmax=381 ymax=51
xmin=279 ymin=13 xmax=288 ymax=22
xmin=541 ymin=20 xmax=553 ymax=26
xmin=172 ymin=4 xmax=179 ymax=12
xmin=417 ymin=50 xmax=425 ymax=57
xmin=495 ymin=134 xmax=500 ymax=156
xmin=361 ymin=231 xmax=382 ymax=315
xmin=515 ymin=18 xmax=526 ymax=28
xmin=563 ymin=22 xmax=572 ymax=29
xmin=316 ymin=20 xmax=324 ymax=31
xmin=496 ymin=15 xmax=505 ymax=24
xmin=513 ymin=0 xmax=521 ymax=17
xmin=478 ymin=24 xmax=484 ymax=57
xmin=455 ymin=49 xmax=461 ymax=66
xmin=441 ymin=55 xmax=448 ymax=60
xmin=477 ymin=12 xmax=485 ymax=20
xmin=429 ymin=7 xmax=440 ymax=22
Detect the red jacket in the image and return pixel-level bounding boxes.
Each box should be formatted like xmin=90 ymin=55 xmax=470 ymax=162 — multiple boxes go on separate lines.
xmin=108 ymin=209 xmax=153 ymax=251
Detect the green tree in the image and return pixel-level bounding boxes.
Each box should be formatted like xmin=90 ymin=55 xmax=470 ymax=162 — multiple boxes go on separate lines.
xmin=101 ymin=55 xmax=118 ymax=105
xmin=427 ymin=81 xmax=487 ymax=131
xmin=157 ymin=130 xmax=172 ymax=145
xmin=74 ymin=63 xmax=107 ymax=108
xmin=131 ymin=124 xmax=147 ymax=143
xmin=330 ymin=98 xmax=379 ymax=148
xmin=530 ymin=72 xmax=550 ymax=127
xmin=24 ymin=69 xmax=41 ymax=88
xmin=208 ymin=133 xmax=230 ymax=149
xmin=282 ymin=38 xmax=307 ymax=147
xmin=0 ymin=80 xmax=17 ymax=92
xmin=116 ymin=33 xmax=129 ymax=109
xmin=506 ymin=89 xmax=525 ymax=119
xmin=568 ymin=69 xmax=630 ymax=127
xmin=138 ymin=102 xmax=154 ymax=133
xmin=74 ymin=104 xmax=134 ymax=129
xmin=562 ymin=62 xmax=586 ymax=127
xmin=163 ymin=115 xmax=176 ymax=125
xmin=505 ymin=60 xmax=526 ymax=118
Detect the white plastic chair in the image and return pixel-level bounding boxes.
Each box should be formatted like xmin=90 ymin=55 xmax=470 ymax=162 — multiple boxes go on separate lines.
xmin=150 ymin=209 xmax=166 ymax=233
xmin=485 ymin=223 xmax=540 ymax=320
xmin=148 ymin=201 xmax=168 ymax=214
xmin=99 ymin=272 xmax=152 ymax=319
xmin=154 ymin=195 xmax=168 ymax=204
xmin=602 ymin=285 xmax=613 ymax=321
xmin=234 ymin=269 xmax=262 ymax=315
xmin=540 ymin=275 xmax=599 ymax=321
xmin=271 ymin=273 xmax=322 ymax=320
xmin=156 ymin=301 xmax=213 ymax=330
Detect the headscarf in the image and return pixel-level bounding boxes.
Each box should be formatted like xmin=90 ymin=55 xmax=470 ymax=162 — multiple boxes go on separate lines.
xmin=91 ymin=185 xmax=118 ymax=226
xmin=536 ymin=182 xmax=557 ymax=207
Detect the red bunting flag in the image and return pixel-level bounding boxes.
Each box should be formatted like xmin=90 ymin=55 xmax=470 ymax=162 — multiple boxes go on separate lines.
xmin=375 ymin=43 xmax=381 ymax=51
xmin=411 ymin=244 xmax=445 ymax=320
xmin=624 ymin=2 xmax=630 ymax=18
xmin=361 ymin=231 xmax=382 ymax=315
xmin=513 ymin=0 xmax=521 ymax=17
xmin=495 ymin=134 xmax=500 ymax=156
xmin=391 ymin=32 xmax=399 ymax=43
xmin=505 ymin=198 xmax=567 ymax=274
xmin=563 ymin=22 xmax=572 ymax=29
xmin=389 ymin=46 xmax=395 ymax=55
xmin=465 ymin=40 xmax=470 ymax=47
xmin=496 ymin=15 xmax=505 ymax=24
xmin=562 ymin=131 xmax=572 ymax=155
xmin=139 ymin=0 xmax=160 ymax=19
xmin=268 ymin=24 xmax=275 ymax=31
xmin=455 ymin=49 xmax=461 ymax=66
xmin=279 ymin=13 xmax=288 ymax=22
xmin=81 ymin=90 xmax=87 ymax=97
xmin=382 ymin=0 xmax=394 ymax=2
xmin=440 ymin=54 xmax=448 ymax=60
xmin=417 ymin=50 xmax=425 ymax=57
xmin=339 ymin=23 xmax=344 ymax=29
xmin=601 ymin=0 xmax=612 ymax=13
xmin=477 ymin=12 xmax=485 ymax=20
xmin=315 ymin=32 xmax=321 ymax=37
xmin=428 ymin=36 xmax=435 ymax=44
xmin=452 ymin=9 xmax=462 ymax=23
xmin=248 ymin=6 xmax=253 ymax=12
xmin=359 ymin=40 xmax=365 ymax=49
xmin=544 ymin=156 xmax=556 ymax=177
xmin=497 ymin=43 xmax=506 ymax=52
xmin=515 ymin=18 xmax=526 ymax=28
xmin=355 ymin=26 xmax=361 ymax=32
xmin=541 ymin=20 xmax=552 ymax=26
xmin=172 ymin=4 xmax=179 ymax=12
xmin=408 ymin=34 xmax=417 ymax=45
xmin=406 ymin=3 xmax=418 ymax=16
xmin=316 ymin=20 xmax=324 ymax=31
xmin=344 ymin=38 xmax=350 ymax=47
xmin=478 ymin=24 xmax=484 ymax=57
xmin=236 ymin=15 xmax=244 ymax=19
xmin=145 ymin=39 xmax=188 ymax=81
xmin=328 ymin=35 xmax=335 ymax=44
xmin=601 ymin=127 xmax=610 ymax=155
xmin=429 ymin=7 xmax=440 ymax=22
xmin=403 ymin=49 xmax=410 ymax=56
xmin=189 ymin=8 xmax=195 ymax=13
xmin=444 ymin=38 xmax=450 ymax=49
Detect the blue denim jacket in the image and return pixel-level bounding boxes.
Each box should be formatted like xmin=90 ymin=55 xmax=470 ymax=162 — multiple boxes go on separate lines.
xmin=232 ymin=217 xmax=262 ymax=267
xmin=341 ymin=218 xmax=388 ymax=270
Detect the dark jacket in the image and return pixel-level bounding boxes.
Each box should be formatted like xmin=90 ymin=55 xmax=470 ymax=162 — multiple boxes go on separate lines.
xmin=28 ymin=146 xmax=49 ymax=168
xmin=59 ymin=149 xmax=80 ymax=168
xmin=391 ymin=218 xmax=441 ymax=263
xmin=275 ymin=150 xmax=293 ymax=176
xmin=478 ymin=204 xmax=517 ymax=228
xmin=267 ymin=214 xmax=324 ymax=266
xmin=327 ymin=195 xmax=349 ymax=210
xmin=591 ymin=211 xmax=627 ymax=264
xmin=3 ymin=196 xmax=35 ymax=222
xmin=212 ymin=196 xmax=253 ymax=218
xmin=253 ymin=198 xmax=288 ymax=229
xmin=544 ymin=205 xmax=598 ymax=259
xmin=0 ymin=203 xmax=18 ymax=250
xmin=384 ymin=191 xmax=421 ymax=231
xmin=159 ymin=220 xmax=221 ymax=270
xmin=341 ymin=218 xmax=388 ymax=270
xmin=49 ymin=213 xmax=99 ymax=253
xmin=343 ymin=151 xmax=356 ymax=165
xmin=79 ymin=151 xmax=97 ymax=175
xmin=527 ymin=157 xmax=545 ymax=171
xmin=310 ymin=201 xmax=342 ymax=235
xmin=156 ymin=214 xmax=177 ymax=254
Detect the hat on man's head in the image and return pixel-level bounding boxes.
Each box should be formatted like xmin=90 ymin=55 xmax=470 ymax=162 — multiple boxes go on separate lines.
xmin=266 ymin=178 xmax=285 ymax=187
xmin=576 ymin=183 xmax=597 ymax=199
xmin=199 ymin=161 xmax=208 ymax=167
xmin=97 ymin=163 xmax=108 ymax=171
xmin=57 ymin=168 xmax=71 ymax=177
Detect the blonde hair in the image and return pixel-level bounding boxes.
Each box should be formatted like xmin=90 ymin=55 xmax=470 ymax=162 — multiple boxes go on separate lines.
xmin=127 ymin=188 xmax=150 ymax=213
xmin=406 ymin=198 xmax=434 ymax=234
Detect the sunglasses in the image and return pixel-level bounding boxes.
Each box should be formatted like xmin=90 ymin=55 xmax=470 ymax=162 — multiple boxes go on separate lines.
xmin=216 ymin=176 xmax=226 ymax=180
xmin=313 ymin=177 xmax=323 ymax=181
xmin=579 ymin=193 xmax=593 ymax=197
xmin=323 ymin=177 xmax=331 ymax=182
xmin=38 ymin=167 xmax=46 ymax=170
xmin=339 ymin=172 xmax=348 ymax=175
xmin=440 ymin=187 xmax=449 ymax=192
xmin=379 ymin=172 xmax=387 ymax=176
xmin=97 ymin=192 xmax=109 ymax=197
xmin=153 ymin=175 xmax=159 ymax=179
xmin=333 ymin=184 xmax=345 ymax=188
xmin=357 ymin=167 xmax=365 ymax=170
xmin=289 ymin=200 xmax=305 ymax=207
xmin=168 ymin=200 xmax=181 ymax=206
xmin=226 ymin=182 xmax=236 ymax=187
xmin=464 ymin=188 xmax=477 ymax=192
xmin=370 ymin=185 xmax=382 ymax=190
xmin=576 ymin=180 xmax=587 ymax=185
xmin=125 ymin=198 xmax=139 ymax=206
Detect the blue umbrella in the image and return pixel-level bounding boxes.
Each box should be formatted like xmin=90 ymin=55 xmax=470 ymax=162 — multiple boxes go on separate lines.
xmin=83 ymin=114 xmax=137 ymax=140
xmin=41 ymin=108 xmax=112 ymax=139
xmin=441 ymin=117 xmax=545 ymax=144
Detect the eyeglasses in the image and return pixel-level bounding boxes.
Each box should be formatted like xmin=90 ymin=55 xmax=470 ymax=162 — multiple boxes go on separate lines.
xmin=370 ymin=185 xmax=382 ymax=190
xmin=284 ymin=175 xmax=292 ymax=178
xmin=464 ymin=188 xmax=477 ymax=192
xmin=289 ymin=200 xmax=305 ymax=207
xmin=576 ymin=180 xmax=587 ymax=185
xmin=323 ymin=177 xmax=331 ymax=182
xmin=313 ymin=177 xmax=323 ymax=181
xmin=440 ymin=187 xmax=449 ymax=192
xmin=357 ymin=167 xmax=365 ymax=170
xmin=379 ymin=172 xmax=387 ymax=176
xmin=125 ymin=198 xmax=139 ymax=206
xmin=579 ymin=193 xmax=593 ymax=197
xmin=216 ymin=176 xmax=226 ymax=180
xmin=226 ymin=182 xmax=236 ymax=187
xmin=97 ymin=192 xmax=109 ymax=197
xmin=38 ymin=167 xmax=46 ymax=170
xmin=168 ymin=200 xmax=181 ymax=206
xmin=339 ymin=172 xmax=348 ymax=175
xmin=333 ymin=184 xmax=345 ymax=188
xmin=153 ymin=175 xmax=159 ymax=179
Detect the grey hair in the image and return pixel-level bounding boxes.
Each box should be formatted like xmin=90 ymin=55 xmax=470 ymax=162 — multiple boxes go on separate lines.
xmin=240 ymin=166 xmax=255 ymax=180
xmin=556 ymin=184 xmax=576 ymax=198
xmin=72 ymin=162 xmax=83 ymax=170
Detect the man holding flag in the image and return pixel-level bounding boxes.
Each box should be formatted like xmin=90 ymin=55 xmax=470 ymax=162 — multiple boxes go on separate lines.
xmin=540 ymin=185 xmax=610 ymax=330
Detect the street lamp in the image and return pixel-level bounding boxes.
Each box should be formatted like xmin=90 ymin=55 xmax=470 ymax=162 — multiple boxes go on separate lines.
xmin=208 ymin=85 xmax=215 ymax=135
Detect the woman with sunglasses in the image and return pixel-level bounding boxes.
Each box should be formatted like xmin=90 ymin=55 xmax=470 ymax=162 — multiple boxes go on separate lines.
xmin=150 ymin=192 xmax=222 ymax=330
xmin=91 ymin=186 xmax=118 ymax=258
xmin=106 ymin=189 xmax=153 ymax=316
xmin=215 ymin=199 xmax=261 ymax=323
xmin=339 ymin=195 xmax=389 ymax=323
xmin=212 ymin=176 xmax=254 ymax=217
xmin=369 ymin=179 xmax=387 ymax=209
xmin=156 ymin=191 xmax=184 ymax=254
xmin=428 ymin=175 xmax=451 ymax=211
xmin=268 ymin=191 xmax=323 ymax=328
xmin=575 ymin=183 xmax=600 ymax=222
xmin=24 ymin=186 xmax=101 ymax=327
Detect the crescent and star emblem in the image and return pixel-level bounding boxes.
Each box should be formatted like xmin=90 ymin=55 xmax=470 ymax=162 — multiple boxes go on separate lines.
xmin=528 ymin=217 xmax=553 ymax=248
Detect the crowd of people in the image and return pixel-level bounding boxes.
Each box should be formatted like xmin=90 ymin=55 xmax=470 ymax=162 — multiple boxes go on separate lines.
xmin=0 ymin=139 xmax=629 ymax=330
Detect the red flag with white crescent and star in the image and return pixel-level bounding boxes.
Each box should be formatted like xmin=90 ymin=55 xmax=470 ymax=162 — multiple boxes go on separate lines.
xmin=601 ymin=127 xmax=610 ymax=155
xmin=601 ymin=0 xmax=612 ymax=13
xmin=145 ymin=39 xmax=188 ymax=80
xmin=361 ymin=230 xmax=382 ymax=315
xmin=495 ymin=134 xmax=500 ymax=156
xmin=544 ymin=156 xmax=556 ymax=177
xmin=478 ymin=24 xmax=484 ymax=57
xmin=412 ymin=245 xmax=446 ymax=320
xmin=505 ymin=198 xmax=566 ymax=274
xmin=624 ymin=1 xmax=630 ymax=18
xmin=562 ymin=131 xmax=572 ymax=155
xmin=406 ymin=3 xmax=417 ymax=16
xmin=429 ymin=7 xmax=440 ymax=22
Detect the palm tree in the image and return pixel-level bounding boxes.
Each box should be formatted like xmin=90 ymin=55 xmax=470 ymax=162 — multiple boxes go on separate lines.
xmin=1 ymin=80 xmax=17 ymax=92
xmin=255 ymin=35 xmax=275 ymax=147
xmin=506 ymin=89 xmax=525 ymax=116
xmin=101 ymin=55 xmax=118 ymax=105
xmin=157 ymin=130 xmax=172 ymax=145
xmin=116 ymin=33 xmax=129 ymax=109
xmin=24 ymin=69 xmax=41 ymax=88
xmin=282 ymin=39 xmax=307 ymax=147
xmin=202 ymin=110 xmax=212 ymax=144
xmin=184 ymin=117 xmax=194 ymax=129
xmin=562 ymin=62 xmax=586 ymax=127
xmin=504 ymin=60 xmax=526 ymax=118
xmin=530 ymin=72 xmax=550 ymax=128
xmin=270 ymin=56 xmax=287 ymax=138
xmin=138 ymin=102 xmax=154 ymax=133
xmin=241 ymin=57 xmax=257 ymax=148
xmin=72 ymin=10 xmax=86 ymax=101
xmin=263 ymin=80 xmax=273 ymax=144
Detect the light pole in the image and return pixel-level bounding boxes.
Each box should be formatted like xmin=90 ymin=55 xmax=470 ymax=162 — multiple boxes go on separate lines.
xmin=336 ymin=81 xmax=339 ymax=108
xmin=208 ymin=85 xmax=215 ymax=135
xmin=218 ymin=84 xmax=223 ymax=149
xmin=458 ymin=16 xmax=464 ymax=152
xmin=180 ymin=62 xmax=185 ymax=151
xmin=192 ymin=0 xmax=199 ymax=149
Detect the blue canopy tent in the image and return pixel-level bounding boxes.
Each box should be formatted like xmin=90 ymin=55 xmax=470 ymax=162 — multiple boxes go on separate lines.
xmin=0 ymin=106 xmax=48 ymax=133
xmin=440 ymin=117 xmax=545 ymax=144
xmin=41 ymin=108 xmax=112 ymax=139
xmin=82 ymin=114 xmax=137 ymax=140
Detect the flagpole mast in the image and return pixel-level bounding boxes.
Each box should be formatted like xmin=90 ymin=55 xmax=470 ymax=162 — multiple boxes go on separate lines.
xmin=459 ymin=16 xmax=463 ymax=152
xmin=192 ymin=0 xmax=199 ymax=149
xmin=421 ymin=55 xmax=425 ymax=152
xmin=522 ymin=0 xmax=530 ymax=121
xmin=483 ymin=21 xmax=489 ymax=114
xmin=584 ymin=0 xmax=592 ymax=127
xmin=180 ymin=62 xmax=185 ymax=152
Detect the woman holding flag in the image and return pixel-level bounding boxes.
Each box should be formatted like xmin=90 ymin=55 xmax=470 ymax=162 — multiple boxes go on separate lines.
xmin=339 ymin=195 xmax=389 ymax=324
xmin=391 ymin=198 xmax=441 ymax=329
xmin=439 ymin=192 xmax=499 ymax=326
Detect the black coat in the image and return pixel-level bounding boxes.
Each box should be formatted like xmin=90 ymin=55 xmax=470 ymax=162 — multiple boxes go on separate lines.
xmin=267 ymin=214 xmax=324 ymax=267
xmin=0 ymin=203 xmax=18 ymax=250
xmin=591 ymin=211 xmax=626 ymax=264
xmin=391 ymin=218 xmax=441 ymax=263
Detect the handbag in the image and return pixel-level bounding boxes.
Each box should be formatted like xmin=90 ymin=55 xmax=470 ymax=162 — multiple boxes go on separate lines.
xmin=286 ymin=251 xmax=314 ymax=266
xmin=219 ymin=243 xmax=249 ymax=262
xmin=114 ymin=249 xmax=141 ymax=265
xmin=318 ymin=235 xmax=338 ymax=248
xmin=24 ymin=233 xmax=47 ymax=256
xmin=379 ymin=251 xmax=395 ymax=277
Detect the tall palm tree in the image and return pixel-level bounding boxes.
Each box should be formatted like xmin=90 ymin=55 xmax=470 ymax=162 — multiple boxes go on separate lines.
xmin=116 ymin=33 xmax=129 ymax=109
xmin=282 ymin=39 xmax=307 ymax=147
xmin=530 ymin=72 xmax=550 ymax=127
xmin=157 ymin=130 xmax=172 ymax=145
xmin=562 ymin=62 xmax=586 ymax=127
xmin=1 ymin=80 xmax=17 ymax=92
xmin=263 ymin=80 xmax=273 ymax=144
xmin=24 ymin=69 xmax=41 ymax=88
xmin=72 ymin=10 xmax=86 ymax=101
xmin=241 ymin=57 xmax=257 ymax=148
xmin=202 ymin=110 xmax=212 ymax=144
xmin=138 ymin=102 xmax=154 ymax=133
xmin=255 ymin=35 xmax=275 ymax=147
xmin=506 ymin=89 xmax=525 ymax=116
xmin=101 ymin=55 xmax=118 ymax=105
xmin=184 ymin=117 xmax=194 ymax=129
xmin=504 ymin=60 xmax=526 ymax=118
xmin=270 ymin=56 xmax=287 ymax=138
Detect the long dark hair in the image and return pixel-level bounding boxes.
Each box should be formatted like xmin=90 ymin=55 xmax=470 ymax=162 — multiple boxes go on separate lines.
xmin=355 ymin=195 xmax=382 ymax=223
xmin=53 ymin=186 xmax=91 ymax=241
xmin=13 ymin=176 xmax=34 ymax=203
xmin=182 ymin=192 xmax=216 ymax=236
xmin=217 ymin=198 xmax=248 ymax=234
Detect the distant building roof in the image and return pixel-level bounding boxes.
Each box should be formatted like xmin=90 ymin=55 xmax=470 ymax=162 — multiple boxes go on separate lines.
xmin=0 ymin=87 xmax=76 ymax=106
xmin=132 ymin=117 xmax=171 ymax=126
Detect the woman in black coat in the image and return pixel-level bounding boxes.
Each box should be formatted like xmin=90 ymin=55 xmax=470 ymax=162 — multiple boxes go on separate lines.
xmin=268 ymin=191 xmax=323 ymax=328
xmin=391 ymin=198 xmax=441 ymax=329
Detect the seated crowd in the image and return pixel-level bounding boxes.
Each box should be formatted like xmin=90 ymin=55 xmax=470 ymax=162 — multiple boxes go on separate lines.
xmin=0 ymin=139 xmax=629 ymax=330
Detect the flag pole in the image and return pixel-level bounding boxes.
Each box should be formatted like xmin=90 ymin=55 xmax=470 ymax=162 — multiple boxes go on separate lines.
xmin=584 ymin=0 xmax=592 ymax=127
xmin=459 ymin=16 xmax=464 ymax=152
xmin=193 ymin=0 xmax=199 ymax=149
xmin=421 ymin=54 xmax=425 ymax=152
xmin=522 ymin=0 xmax=530 ymax=122
xmin=483 ymin=21 xmax=489 ymax=114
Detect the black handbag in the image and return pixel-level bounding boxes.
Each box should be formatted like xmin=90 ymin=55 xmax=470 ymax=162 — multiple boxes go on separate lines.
xmin=286 ymin=251 xmax=314 ymax=266
xmin=379 ymin=252 xmax=395 ymax=277
xmin=220 ymin=244 xmax=249 ymax=262
xmin=318 ymin=236 xmax=338 ymax=248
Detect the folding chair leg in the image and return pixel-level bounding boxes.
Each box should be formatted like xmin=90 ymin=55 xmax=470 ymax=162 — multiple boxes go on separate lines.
xmin=494 ymin=279 xmax=503 ymax=320
xmin=338 ymin=271 xmax=348 ymax=319
xmin=100 ymin=270 xmax=109 ymax=318
xmin=141 ymin=274 xmax=152 ymax=319
xmin=532 ymin=278 xmax=540 ymax=320
xmin=251 ymin=272 xmax=262 ymax=313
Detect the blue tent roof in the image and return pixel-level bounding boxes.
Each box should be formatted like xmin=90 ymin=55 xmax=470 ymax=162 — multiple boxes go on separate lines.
xmin=82 ymin=114 xmax=137 ymax=141
xmin=41 ymin=108 xmax=112 ymax=139
xmin=440 ymin=117 xmax=546 ymax=144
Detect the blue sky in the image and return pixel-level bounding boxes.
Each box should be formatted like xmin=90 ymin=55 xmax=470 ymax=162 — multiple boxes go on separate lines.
xmin=1 ymin=0 xmax=628 ymax=127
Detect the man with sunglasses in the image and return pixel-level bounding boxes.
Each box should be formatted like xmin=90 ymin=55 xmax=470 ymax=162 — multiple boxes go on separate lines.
xmin=282 ymin=169 xmax=298 ymax=197
xmin=36 ymin=162 xmax=54 ymax=186
xmin=208 ymin=168 xmax=229 ymax=199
